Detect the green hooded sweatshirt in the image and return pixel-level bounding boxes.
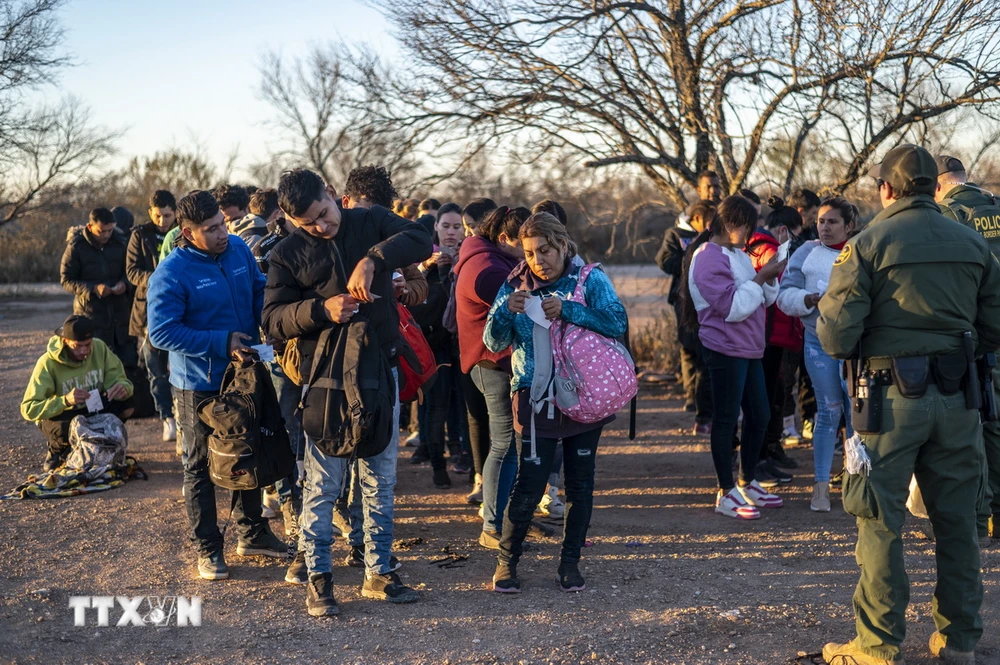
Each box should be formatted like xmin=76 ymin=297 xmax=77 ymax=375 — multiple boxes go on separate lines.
xmin=20 ymin=336 xmax=134 ymax=422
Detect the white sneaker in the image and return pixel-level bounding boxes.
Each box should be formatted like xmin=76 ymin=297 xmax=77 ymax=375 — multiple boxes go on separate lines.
xmin=810 ymin=481 xmax=831 ymax=512
xmin=162 ymin=417 xmax=177 ymax=442
xmin=261 ymin=487 xmax=280 ymax=519
xmin=782 ymin=415 xmax=801 ymax=446
xmin=715 ymin=487 xmax=760 ymax=520
xmin=538 ymin=485 xmax=565 ymax=518
xmin=738 ymin=480 xmax=784 ymax=508
xmin=466 ymin=473 xmax=483 ymax=505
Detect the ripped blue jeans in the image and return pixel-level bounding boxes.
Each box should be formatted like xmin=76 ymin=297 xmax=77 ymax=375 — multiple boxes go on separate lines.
xmin=803 ymin=330 xmax=853 ymax=482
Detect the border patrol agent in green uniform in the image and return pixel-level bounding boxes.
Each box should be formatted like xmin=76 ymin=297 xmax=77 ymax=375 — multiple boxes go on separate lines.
xmin=934 ymin=154 xmax=1000 ymax=545
xmin=817 ymin=145 xmax=1000 ymax=665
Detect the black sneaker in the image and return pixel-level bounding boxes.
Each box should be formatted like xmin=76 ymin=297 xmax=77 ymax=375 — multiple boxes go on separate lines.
xmin=769 ymin=447 xmax=799 ymax=469
xmin=451 ymin=453 xmax=472 ymax=475
xmin=433 ymin=468 xmax=452 ymax=489
xmin=557 ymin=561 xmax=586 ymax=592
xmin=344 ymin=545 xmax=402 ymax=572
xmin=285 ymin=551 xmax=308 ymax=585
xmin=762 ymin=459 xmax=793 ymax=484
xmin=236 ymin=529 xmax=290 ymax=558
xmin=754 ymin=461 xmax=780 ymax=489
xmin=306 ymin=572 xmax=340 ymax=617
xmin=197 ymin=549 xmax=229 ymax=581
xmin=409 ymin=446 xmax=430 ymax=465
xmin=492 ymin=562 xmax=520 ymax=593
xmin=361 ymin=571 xmax=419 ymax=603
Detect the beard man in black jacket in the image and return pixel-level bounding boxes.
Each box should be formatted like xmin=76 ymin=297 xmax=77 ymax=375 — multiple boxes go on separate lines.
xmin=263 ymin=168 xmax=432 ymax=617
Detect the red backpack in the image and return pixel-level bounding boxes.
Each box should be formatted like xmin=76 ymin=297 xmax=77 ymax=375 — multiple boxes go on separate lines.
xmin=396 ymin=301 xmax=437 ymax=402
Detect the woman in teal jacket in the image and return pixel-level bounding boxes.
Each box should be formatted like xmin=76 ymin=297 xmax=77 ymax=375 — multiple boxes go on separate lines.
xmin=483 ymin=212 xmax=627 ymax=595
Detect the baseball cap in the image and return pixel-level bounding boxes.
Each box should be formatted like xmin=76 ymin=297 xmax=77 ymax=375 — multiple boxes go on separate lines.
xmin=934 ymin=155 xmax=965 ymax=175
xmin=867 ymin=144 xmax=938 ymax=194
xmin=55 ymin=315 xmax=95 ymax=341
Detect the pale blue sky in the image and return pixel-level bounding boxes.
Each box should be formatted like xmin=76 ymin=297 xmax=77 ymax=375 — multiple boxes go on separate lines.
xmin=51 ymin=0 xmax=396 ymax=177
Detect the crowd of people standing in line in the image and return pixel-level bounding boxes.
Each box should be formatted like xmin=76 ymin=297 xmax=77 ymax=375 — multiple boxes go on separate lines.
xmin=16 ymin=145 xmax=1000 ymax=664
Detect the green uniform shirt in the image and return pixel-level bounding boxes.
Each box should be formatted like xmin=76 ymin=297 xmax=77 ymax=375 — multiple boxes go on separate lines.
xmin=939 ymin=183 xmax=1000 ymax=259
xmin=817 ymin=194 xmax=1000 ymax=359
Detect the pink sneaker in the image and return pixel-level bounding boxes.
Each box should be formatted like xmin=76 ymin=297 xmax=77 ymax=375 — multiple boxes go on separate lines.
xmin=738 ymin=480 xmax=783 ymax=508
xmin=693 ymin=422 xmax=712 ymax=436
xmin=715 ymin=488 xmax=760 ymax=520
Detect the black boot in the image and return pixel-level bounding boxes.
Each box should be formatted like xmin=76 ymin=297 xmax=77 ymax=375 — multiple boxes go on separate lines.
xmin=492 ymin=561 xmax=520 ymax=593
xmin=557 ymin=560 xmax=586 ymax=592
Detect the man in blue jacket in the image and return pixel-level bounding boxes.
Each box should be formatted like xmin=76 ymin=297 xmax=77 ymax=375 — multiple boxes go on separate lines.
xmin=147 ymin=189 xmax=286 ymax=581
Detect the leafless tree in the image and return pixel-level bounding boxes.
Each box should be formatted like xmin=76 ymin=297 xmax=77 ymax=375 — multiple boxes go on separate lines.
xmin=258 ymin=44 xmax=422 ymax=189
xmin=0 ymin=0 xmax=116 ymax=228
xmin=373 ymin=0 xmax=1000 ymax=208
xmin=0 ymin=98 xmax=116 ymax=226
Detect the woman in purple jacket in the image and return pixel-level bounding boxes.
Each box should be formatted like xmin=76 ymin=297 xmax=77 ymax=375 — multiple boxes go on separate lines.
xmin=680 ymin=196 xmax=786 ymax=520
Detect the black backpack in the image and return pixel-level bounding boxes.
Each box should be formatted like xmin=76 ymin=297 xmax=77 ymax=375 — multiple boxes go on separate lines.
xmin=197 ymin=358 xmax=295 ymax=491
xmin=298 ymin=315 xmax=396 ymax=459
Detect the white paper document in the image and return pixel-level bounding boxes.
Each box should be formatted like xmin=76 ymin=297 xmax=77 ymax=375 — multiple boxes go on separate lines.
xmin=85 ymin=389 xmax=103 ymax=413
xmin=252 ymin=344 xmax=275 ymax=362
xmin=776 ymin=240 xmax=790 ymax=262
xmin=524 ymin=295 xmax=552 ymax=329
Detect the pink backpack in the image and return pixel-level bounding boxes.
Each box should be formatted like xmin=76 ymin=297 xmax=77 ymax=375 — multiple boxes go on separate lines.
xmin=550 ymin=264 xmax=637 ymax=424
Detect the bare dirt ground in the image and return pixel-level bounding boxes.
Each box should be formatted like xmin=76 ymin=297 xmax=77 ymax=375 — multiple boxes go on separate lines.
xmin=0 ymin=279 xmax=998 ymax=665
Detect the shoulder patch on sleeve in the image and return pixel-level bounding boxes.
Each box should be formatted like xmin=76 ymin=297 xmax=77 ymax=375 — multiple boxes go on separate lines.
xmin=833 ymin=244 xmax=852 ymax=267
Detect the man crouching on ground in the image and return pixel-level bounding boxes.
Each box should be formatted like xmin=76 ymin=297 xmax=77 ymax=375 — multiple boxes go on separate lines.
xmin=263 ymin=168 xmax=432 ymax=616
xmin=21 ymin=315 xmax=134 ymax=471
xmin=147 ymin=189 xmax=286 ymax=581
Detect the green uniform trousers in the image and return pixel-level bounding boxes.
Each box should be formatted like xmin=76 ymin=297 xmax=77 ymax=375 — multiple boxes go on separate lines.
xmin=843 ymin=384 xmax=984 ymax=660
xmin=979 ymin=368 xmax=1000 ymax=537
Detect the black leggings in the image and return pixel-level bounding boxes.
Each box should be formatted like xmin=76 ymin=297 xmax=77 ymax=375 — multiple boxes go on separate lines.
xmin=704 ymin=348 xmax=770 ymax=490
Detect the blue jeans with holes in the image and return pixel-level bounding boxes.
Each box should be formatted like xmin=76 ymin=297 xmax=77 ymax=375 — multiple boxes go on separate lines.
xmin=471 ymin=364 xmax=518 ymax=534
xmin=803 ymin=330 xmax=853 ymax=482
xmin=140 ymin=335 xmax=173 ymax=419
xmin=298 ymin=370 xmax=400 ymax=576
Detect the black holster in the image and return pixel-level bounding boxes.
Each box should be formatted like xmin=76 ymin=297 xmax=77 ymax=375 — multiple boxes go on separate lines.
xmin=933 ymin=353 xmax=967 ymax=396
xmin=853 ymin=374 xmax=883 ymax=434
xmin=891 ymin=356 xmax=931 ymax=398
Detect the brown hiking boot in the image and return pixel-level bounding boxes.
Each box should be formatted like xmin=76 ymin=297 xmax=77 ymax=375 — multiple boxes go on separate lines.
xmin=822 ymin=640 xmax=905 ymax=664
xmin=928 ymin=631 xmax=975 ymax=664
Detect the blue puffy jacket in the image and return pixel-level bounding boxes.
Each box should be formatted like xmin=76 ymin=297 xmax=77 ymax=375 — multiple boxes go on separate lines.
xmin=147 ymin=236 xmax=265 ymax=392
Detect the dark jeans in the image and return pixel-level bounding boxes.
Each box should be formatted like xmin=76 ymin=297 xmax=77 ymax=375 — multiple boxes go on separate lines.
xmin=704 ymin=348 xmax=769 ymax=490
xmin=447 ymin=367 xmax=470 ymax=457
xmin=270 ymin=362 xmax=304 ymax=504
xmin=499 ymin=426 xmax=603 ymax=567
xmin=784 ymin=350 xmax=817 ymax=422
xmin=680 ymin=342 xmax=712 ymax=424
xmin=461 ymin=371 xmax=491 ymax=475
xmin=174 ymin=387 xmax=266 ymax=555
xmin=761 ymin=345 xmax=786 ymax=459
xmin=140 ymin=334 xmax=173 ymax=419
xmin=424 ymin=349 xmax=456 ymax=471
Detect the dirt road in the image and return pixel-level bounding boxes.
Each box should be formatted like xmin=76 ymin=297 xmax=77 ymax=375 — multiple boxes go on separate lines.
xmin=0 ymin=292 xmax=997 ymax=665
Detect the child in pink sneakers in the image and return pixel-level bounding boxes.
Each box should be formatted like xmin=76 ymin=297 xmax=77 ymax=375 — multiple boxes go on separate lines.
xmin=680 ymin=196 xmax=785 ymax=519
